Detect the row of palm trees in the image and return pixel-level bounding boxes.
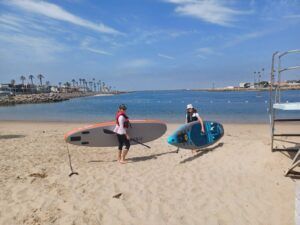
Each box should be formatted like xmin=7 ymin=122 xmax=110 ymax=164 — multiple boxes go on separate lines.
xmin=18 ymin=74 xmax=45 ymax=86
xmin=58 ymin=78 xmax=111 ymax=92
xmin=69 ymin=78 xmax=110 ymax=92
xmin=13 ymin=74 xmax=113 ymax=93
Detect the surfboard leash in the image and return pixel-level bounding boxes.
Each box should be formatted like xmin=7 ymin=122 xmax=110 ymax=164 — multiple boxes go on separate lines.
xmin=65 ymin=143 xmax=79 ymax=177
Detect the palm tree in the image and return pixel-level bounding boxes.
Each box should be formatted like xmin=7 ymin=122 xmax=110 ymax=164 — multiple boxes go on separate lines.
xmin=85 ymin=81 xmax=89 ymax=92
xmin=64 ymin=82 xmax=71 ymax=93
xmin=71 ymin=79 xmax=76 ymax=87
xmin=89 ymin=81 xmax=93 ymax=92
xmin=28 ymin=75 xmax=34 ymax=93
xmin=102 ymin=82 xmax=105 ymax=92
xmin=37 ymin=74 xmax=44 ymax=86
xmin=98 ymin=80 xmax=101 ymax=92
xmin=96 ymin=82 xmax=99 ymax=92
xmin=92 ymin=78 xmax=96 ymax=92
xmin=28 ymin=75 xmax=34 ymax=85
xmin=19 ymin=76 xmax=26 ymax=93
xmin=20 ymin=75 xmax=26 ymax=85
xmin=82 ymin=79 xmax=86 ymax=92
xmin=10 ymin=79 xmax=16 ymax=94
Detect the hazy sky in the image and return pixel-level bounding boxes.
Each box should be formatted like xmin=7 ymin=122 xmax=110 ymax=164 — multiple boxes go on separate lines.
xmin=0 ymin=0 xmax=300 ymax=90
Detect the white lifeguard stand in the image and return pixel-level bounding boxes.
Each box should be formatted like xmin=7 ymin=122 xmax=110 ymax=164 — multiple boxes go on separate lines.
xmin=269 ymin=50 xmax=300 ymax=176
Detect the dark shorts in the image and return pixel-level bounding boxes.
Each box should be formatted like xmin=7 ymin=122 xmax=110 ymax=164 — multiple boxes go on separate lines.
xmin=117 ymin=134 xmax=130 ymax=150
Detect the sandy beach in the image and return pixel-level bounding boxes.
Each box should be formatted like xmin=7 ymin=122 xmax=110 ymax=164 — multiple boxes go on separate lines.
xmin=0 ymin=121 xmax=297 ymax=225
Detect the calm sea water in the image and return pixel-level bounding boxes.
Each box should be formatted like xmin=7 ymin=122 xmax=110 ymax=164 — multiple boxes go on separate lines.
xmin=0 ymin=90 xmax=299 ymax=123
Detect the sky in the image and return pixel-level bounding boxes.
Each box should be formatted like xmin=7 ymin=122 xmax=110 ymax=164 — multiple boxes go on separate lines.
xmin=0 ymin=0 xmax=300 ymax=91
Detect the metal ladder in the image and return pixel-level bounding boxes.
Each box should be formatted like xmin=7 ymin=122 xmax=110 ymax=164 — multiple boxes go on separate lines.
xmin=269 ymin=50 xmax=300 ymax=176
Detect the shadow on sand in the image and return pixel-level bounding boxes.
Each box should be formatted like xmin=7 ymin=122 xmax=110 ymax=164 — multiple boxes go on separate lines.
xmin=273 ymin=138 xmax=300 ymax=160
xmin=179 ymin=142 xmax=224 ymax=164
xmin=88 ymin=150 xmax=179 ymax=163
xmin=0 ymin=134 xmax=26 ymax=140
xmin=127 ymin=150 xmax=178 ymax=162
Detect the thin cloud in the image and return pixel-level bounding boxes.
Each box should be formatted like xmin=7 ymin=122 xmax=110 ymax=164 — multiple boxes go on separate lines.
xmin=223 ymin=30 xmax=273 ymax=48
xmin=196 ymin=47 xmax=221 ymax=58
xmin=81 ymin=46 xmax=112 ymax=56
xmin=80 ymin=38 xmax=112 ymax=56
xmin=158 ymin=53 xmax=175 ymax=60
xmin=0 ymin=33 xmax=66 ymax=62
xmin=164 ymin=0 xmax=251 ymax=26
xmin=5 ymin=0 xmax=121 ymax=35
xmin=0 ymin=14 xmax=23 ymax=30
xmin=0 ymin=13 xmax=50 ymax=33
xmin=122 ymin=59 xmax=152 ymax=68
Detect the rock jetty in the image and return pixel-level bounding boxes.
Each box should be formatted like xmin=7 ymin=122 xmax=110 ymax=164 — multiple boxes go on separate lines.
xmin=0 ymin=92 xmax=96 ymax=106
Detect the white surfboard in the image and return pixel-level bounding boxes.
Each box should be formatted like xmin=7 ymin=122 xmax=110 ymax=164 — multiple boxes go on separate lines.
xmin=64 ymin=120 xmax=167 ymax=147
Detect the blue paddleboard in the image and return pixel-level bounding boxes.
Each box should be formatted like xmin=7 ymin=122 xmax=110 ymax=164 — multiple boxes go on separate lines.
xmin=167 ymin=121 xmax=224 ymax=149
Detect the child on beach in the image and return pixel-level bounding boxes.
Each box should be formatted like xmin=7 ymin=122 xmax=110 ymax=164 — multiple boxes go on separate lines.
xmin=114 ymin=104 xmax=130 ymax=163
xmin=186 ymin=104 xmax=205 ymax=153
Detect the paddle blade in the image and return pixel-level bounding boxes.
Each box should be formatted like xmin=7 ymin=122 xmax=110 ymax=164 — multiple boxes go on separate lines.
xmin=103 ymin=129 xmax=116 ymax=134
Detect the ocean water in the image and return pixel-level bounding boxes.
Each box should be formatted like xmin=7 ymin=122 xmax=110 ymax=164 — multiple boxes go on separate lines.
xmin=0 ymin=90 xmax=299 ymax=123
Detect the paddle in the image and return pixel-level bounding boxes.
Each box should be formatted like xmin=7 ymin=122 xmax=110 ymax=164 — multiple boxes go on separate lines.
xmin=103 ymin=129 xmax=151 ymax=149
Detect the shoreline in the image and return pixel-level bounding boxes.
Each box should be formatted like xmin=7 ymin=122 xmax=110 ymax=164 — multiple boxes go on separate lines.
xmin=193 ymin=86 xmax=300 ymax=92
xmin=120 ymin=87 xmax=300 ymax=92
xmin=0 ymin=119 xmax=271 ymax=125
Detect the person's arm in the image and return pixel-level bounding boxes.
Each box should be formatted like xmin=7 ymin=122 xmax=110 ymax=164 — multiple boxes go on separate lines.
xmin=196 ymin=114 xmax=205 ymax=133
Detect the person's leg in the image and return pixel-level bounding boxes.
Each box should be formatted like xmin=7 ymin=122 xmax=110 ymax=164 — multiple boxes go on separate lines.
xmin=120 ymin=136 xmax=130 ymax=163
xmin=117 ymin=135 xmax=124 ymax=162
xmin=120 ymin=149 xmax=129 ymax=163
xmin=117 ymin=150 xmax=122 ymax=162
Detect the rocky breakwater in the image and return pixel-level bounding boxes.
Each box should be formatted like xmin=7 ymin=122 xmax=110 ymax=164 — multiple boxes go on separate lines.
xmin=0 ymin=92 xmax=95 ymax=106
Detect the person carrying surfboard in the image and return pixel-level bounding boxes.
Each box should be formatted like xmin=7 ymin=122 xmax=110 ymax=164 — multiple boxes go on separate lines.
xmin=114 ymin=104 xmax=130 ymax=163
xmin=186 ymin=104 xmax=205 ymax=153
xmin=186 ymin=104 xmax=205 ymax=131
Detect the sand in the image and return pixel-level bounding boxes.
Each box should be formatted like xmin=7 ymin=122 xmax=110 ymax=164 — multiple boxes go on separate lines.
xmin=0 ymin=121 xmax=297 ymax=225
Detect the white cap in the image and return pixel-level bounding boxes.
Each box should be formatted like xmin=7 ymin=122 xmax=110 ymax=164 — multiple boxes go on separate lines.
xmin=187 ymin=104 xmax=193 ymax=109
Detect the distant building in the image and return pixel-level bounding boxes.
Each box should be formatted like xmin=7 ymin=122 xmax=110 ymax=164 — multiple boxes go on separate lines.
xmin=287 ymin=80 xmax=300 ymax=85
xmin=0 ymin=83 xmax=11 ymax=91
xmin=50 ymin=86 xmax=59 ymax=93
xmin=239 ymin=82 xmax=251 ymax=88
